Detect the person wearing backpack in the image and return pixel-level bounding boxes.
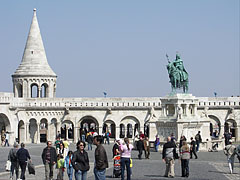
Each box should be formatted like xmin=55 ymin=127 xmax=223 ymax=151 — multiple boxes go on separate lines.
xmin=224 ymin=140 xmax=236 ymax=174
xmin=195 ymin=131 xmax=202 ymax=152
xmin=8 ymin=142 xmax=19 ymax=180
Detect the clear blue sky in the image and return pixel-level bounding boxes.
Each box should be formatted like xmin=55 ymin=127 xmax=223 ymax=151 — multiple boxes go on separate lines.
xmin=0 ymin=0 xmax=239 ymax=98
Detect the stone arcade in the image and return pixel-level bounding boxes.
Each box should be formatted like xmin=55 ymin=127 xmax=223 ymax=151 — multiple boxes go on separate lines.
xmin=0 ymin=10 xmax=239 ymax=149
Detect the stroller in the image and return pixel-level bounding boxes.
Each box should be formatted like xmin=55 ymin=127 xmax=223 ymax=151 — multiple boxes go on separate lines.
xmin=113 ymin=155 xmax=121 ymax=178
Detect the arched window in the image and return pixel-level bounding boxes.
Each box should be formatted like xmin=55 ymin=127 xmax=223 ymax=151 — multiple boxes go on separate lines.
xmin=31 ymin=84 xmax=38 ymax=98
xmin=127 ymin=124 xmax=133 ymax=138
xmin=120 ymin=124 xmax=125 ymax=138
xmin=16 ymin=83 xmax=23 ymax=98
xmin=41 ymin=84 xmax=48 ymax=98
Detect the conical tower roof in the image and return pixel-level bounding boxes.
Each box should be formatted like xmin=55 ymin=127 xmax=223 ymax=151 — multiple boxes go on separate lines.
xmin=13 ymin=9 xmax=56 ymax=77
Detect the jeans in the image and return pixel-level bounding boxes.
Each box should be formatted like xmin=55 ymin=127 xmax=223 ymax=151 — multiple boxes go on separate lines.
xmin=181 ymin=159 xmax=189 ymax=177
xmin=138 ymin=149 xmax=143 ymax=159
xmin=75 ymin=170 xmax=87 ymax=180
xmin=4 ymin=139 xmax=9 ymax=147
xmin=44 ymin=162 xmax=54 ymax=180
xmin=19 ymin=161 xmax=27 ymax=180
xmin=57 ymin=168 xmax=64 ymax=180
xmin=155 ymin=144 xmax=159 ymax=152
xmin=67 ymin=167 xmax=73 ymax=180
xmin=227 ymin=155 xmax=235 ymax=173
xmin=106 ymin=137 xmax=109 ymax=145
xmin=190 ymin=150 xmax=198 ymax=159
xmin=10 ymin=161 xmax=19 ymax=179
xmin=81 ymin=135 xmax=86 ymax=142
xmin=88 ymin=143 xmax=92 ymax=151
xmin=164 ymin=157 xmax=175 ymax=177
xmin=121 ymin=157 xmax=131 ymax=180
xmin=196 ymin=141 xmax=200 ymax=152
xmin=94 ymin=168 xmax=106 ymax=180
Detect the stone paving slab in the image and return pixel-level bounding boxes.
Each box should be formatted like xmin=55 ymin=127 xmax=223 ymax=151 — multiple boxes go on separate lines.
xmin=0 ymin=143 xmax=239 ymax=180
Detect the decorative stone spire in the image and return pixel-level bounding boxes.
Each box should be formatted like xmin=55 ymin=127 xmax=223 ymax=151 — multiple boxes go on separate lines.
xmin=13 ymin=8 xmax=56 ymax=77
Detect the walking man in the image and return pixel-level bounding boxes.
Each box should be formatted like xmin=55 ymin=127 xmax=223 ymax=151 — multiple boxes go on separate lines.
xmin=162 ymin=136 xmax=178 ymax=178
xmin=8 ymin=142 xmax=19 ymax=180
xmin=195 ymin=131 xmax=202 ymax=152
xmin=137 ymin=137 xmax=144 ymax=160
xmin=93 ymin=135 xmax=108 ymax=180
xmin=42 ymin=141 xmax=57 ymax=180
xmin=190 ymin=137 xmax=198 ymax=159
xmin=224 ymin=140 xmax=236 ymax=174
xmin=4 ymin=131 xmax=10 ymax=147
xmin=86 ymin=132 xmax=93 ymax=151
xmin=144 ymin=137 xmax=150 ymax=159
xmin=16 ymin=143 xmax=31 ymax=180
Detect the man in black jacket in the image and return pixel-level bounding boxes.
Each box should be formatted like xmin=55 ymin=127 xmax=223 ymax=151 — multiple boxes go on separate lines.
xmin=190 ymin=137 xmax=198 ymax=159
xmin=16 ymin=143 xmax=31 ymax=180
xmin=162 ymin=136 xmax=178 ymax=178
xmin=137 ymin=137 xmax=144 ymax=159
xmin=93 ymin=135 xmax=108 ymax=180
xmin=42 ymin=141 xmax=57 ymax=180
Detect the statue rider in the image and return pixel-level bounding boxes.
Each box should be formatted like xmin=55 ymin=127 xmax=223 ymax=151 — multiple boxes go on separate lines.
xmin=173 ymin=54 xmax=188 ymax=82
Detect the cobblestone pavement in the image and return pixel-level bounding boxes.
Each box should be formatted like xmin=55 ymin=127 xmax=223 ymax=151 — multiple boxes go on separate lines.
xmin=0 ymin=143 xmax=239 ymax=180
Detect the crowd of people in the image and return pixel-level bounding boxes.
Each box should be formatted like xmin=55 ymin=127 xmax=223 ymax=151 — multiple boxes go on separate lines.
xmin=5 ymin=129 xmax=240 ymax=180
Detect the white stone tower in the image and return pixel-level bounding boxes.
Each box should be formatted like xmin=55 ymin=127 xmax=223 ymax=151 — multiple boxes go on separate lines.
xmin=12 ymin=9 xmax=57 ymax=98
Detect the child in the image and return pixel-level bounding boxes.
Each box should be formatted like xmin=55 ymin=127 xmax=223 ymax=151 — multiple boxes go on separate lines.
xmin=57 ymin=154 xmax=65 ymax=180
xmin=64 ymin=151 xmax=73 ymax=180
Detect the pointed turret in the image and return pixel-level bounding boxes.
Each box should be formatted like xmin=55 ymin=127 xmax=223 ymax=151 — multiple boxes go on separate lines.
xmin=13 ymin=8 xmax=56 ymax=77
xmin=12 ymin=9 xmax=57 ymax=98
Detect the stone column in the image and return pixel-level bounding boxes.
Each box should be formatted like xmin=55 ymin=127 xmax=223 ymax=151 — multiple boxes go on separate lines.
xmin=174 ymin=104 xmax=178 ymax=117
xmin=38 ymin=88 xmax=41 ymax=98
xmin=161 ymin=105 xmax=166 ymax=117
xmin=37 ymin=123 xmax=40 ymax=143
xmin=47 ymin=123 xmax=51 ymax=141
xmin=25 ymin=123 xmax=29 ymax=143
xmin=194 ymin=105 xmax=197 ymax=116
xmin=186 ymin=104 xmax=189 ymax=116
xmin=115 ymin=126 xmax=120 ymax=139
xmin=74 ymin=127 xmax=79 ymax=143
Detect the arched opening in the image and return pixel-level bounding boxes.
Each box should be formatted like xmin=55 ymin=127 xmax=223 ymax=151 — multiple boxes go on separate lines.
xmin=40 ymin=118 xmax=48 ymax=143
xmin=121 ymin=116 xmax=140 ymax=139
xmin=225 ymin=119 xmax=237 ymax=138
xmin=16 ymin=83 xmax=23 ymax=98
xmin=31 ymin=83 xmax=38 ymax=98
xmin=79 ymin=116 xmax=99 ymax=141
xmin=0 ymin=114 xmax=11 ymax=144
xmin=41 ymin=83 xmax=48 ymax=98
xmin=61 ymin=120 xmax=74 ymax=140
xmin=29 ymin=119 xmax=37 ymax=143
xmin=18 ymin=120 xmax=25 ymax=143
xmin=127 ymin=124 xmax=133 ymax=138
xmin=134 ymin=124 xmax=139 ymax=137
xmin=208 ymin=115 xmax=221 ymax=138
xmin=120 ymin=124 xmax=125 ymax=138
xmin=103 ymin=120 xmax=116 ymax=138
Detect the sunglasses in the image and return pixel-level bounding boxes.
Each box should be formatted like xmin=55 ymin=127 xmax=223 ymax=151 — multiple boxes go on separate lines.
xmin=80 ymin=144 xmax=84 ymax=146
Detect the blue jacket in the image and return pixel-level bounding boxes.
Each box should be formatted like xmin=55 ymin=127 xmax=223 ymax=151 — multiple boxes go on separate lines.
xmin=16 ymin=148 xmax=31 ymax=162
xmin=64 ymin=155 xmax=73 ymax=169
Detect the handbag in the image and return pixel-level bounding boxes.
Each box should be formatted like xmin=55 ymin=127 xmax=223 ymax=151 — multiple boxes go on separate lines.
xmin=28 ymin=161 xmax=35 ymax=175
xmin=5 ymin=160 xmax=11 ymax=171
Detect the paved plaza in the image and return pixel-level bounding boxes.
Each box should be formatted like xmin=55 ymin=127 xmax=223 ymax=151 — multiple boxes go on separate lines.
xmin=0 ymin=143 xmax=239 ymax=180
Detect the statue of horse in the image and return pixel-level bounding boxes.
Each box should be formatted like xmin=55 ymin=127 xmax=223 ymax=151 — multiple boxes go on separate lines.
xmin=167 ymin=61 xmax=188 ymax=93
